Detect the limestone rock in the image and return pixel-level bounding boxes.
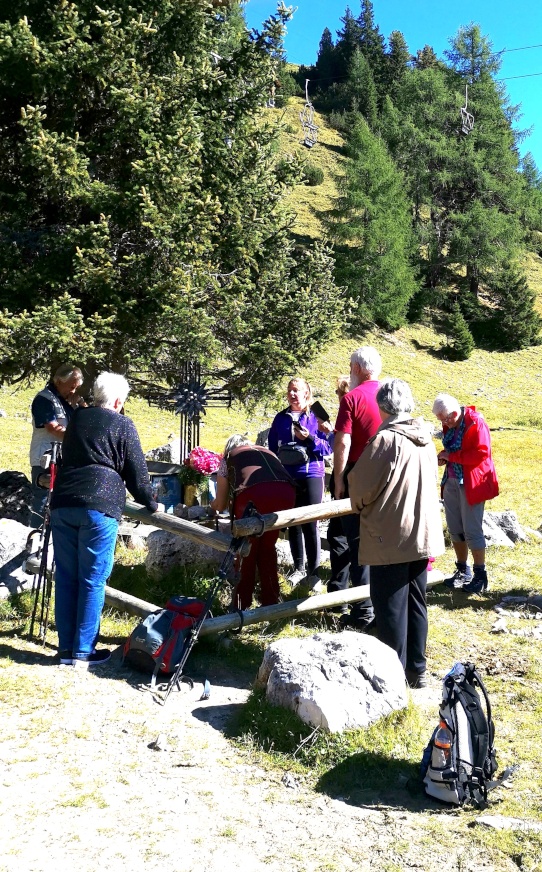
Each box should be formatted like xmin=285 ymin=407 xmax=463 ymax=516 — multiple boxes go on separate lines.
xmin=0 ymin=517 xmax=32 ymax=598
xmin=482 ymin=514 xmax=514 ymax=548
xmin=145 ymin=529 xmax=222 ymax=576
xmin=256 ymin=632 xmax=408 ymax=733
xmin=145 ymin=438 xmax=184 ymax=464
xmin=485 ymin=510 xmax=527 ymax=544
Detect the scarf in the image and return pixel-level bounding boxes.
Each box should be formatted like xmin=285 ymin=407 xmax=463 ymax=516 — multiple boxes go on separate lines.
xmin=441 ymin=411 xmax=466 ymax=486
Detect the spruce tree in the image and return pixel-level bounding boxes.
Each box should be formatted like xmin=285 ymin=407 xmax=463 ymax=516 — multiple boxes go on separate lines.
xmin=487 ymin=262 xmax=541 ymax=350
xmin=331 ymin=116 xmax=419 ymax=330
xmin=0 ymin=1 xmax=342 ymax=398
xmin=446 ymin=302 xmax=474 ymax=359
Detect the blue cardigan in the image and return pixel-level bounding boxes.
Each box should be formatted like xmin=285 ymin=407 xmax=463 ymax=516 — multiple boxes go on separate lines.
xmin=268 ymin=408 xmax=332 ymax=480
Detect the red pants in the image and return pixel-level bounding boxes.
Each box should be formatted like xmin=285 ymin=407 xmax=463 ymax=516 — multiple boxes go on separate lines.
xmin=232 ymin=482 xmax=295 ymax=610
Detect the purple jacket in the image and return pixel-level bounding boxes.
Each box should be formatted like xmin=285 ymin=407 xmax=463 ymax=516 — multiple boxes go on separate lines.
xmin=268 ymin=409 xmax=332 ymax=480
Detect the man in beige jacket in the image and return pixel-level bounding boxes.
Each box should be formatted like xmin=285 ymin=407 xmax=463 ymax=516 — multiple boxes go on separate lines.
xmin=349 ymin=378 xmax=444 ymax=688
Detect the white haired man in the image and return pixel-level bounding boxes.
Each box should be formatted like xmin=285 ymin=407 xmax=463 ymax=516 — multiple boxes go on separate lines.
xmin=432 ymin=393 xmax=499 ymax=593
xmin=29 ymin=364 xmax=85 ymax=527
xmin=332 ymin=346 xmax=383 ymax=629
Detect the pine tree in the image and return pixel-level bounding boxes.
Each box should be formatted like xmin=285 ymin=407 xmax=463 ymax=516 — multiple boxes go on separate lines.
xmin=344 ymin=49 xmax=378 ymax=127
xmin=446 ymin=302 xmax=474 ymax=359
xmin=0 ymin=1 xmax=343 ymax=397
xmin=335 ymin=8 xmax=363 ymax=80
xmin=355 ymin=0 xmax=387 ymax=100
xmin=315 ymin=27 xmax=337 ymax=84
xmin=414 ymin=45 xmax=439 ymax=69
xmin=385 ymin=31 xmax=410 ymax=99
xmin=487 ymin=262 xmax=541 ymax=350
xmin=331 ymin=117 xmax=419 ymax=330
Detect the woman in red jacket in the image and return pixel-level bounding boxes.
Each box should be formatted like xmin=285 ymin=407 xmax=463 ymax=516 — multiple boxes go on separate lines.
xmin=432 ymin=393 xmax=499 ymax=593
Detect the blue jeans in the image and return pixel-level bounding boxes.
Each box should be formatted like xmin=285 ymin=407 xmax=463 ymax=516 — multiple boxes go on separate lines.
xmin=51 ymin=508 xmax=118 ymax=658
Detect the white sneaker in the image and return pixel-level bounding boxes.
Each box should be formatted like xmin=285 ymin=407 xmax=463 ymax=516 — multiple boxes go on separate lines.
xmin=306 ymin=576 xmax=324 ymax=593
xmin=288 ymin=569 xmax=306 ymax=586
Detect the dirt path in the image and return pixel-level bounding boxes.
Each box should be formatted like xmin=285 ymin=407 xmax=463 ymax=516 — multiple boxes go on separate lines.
xmin=0 ymin=639 xmax=517 ymax=872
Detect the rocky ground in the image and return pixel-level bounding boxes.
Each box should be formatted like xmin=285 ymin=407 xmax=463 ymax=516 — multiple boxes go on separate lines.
xmin=0 ymin=632 xmax=521 ymax=872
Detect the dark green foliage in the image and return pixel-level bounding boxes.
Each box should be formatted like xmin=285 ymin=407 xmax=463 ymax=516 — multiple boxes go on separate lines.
xmin=0 ymin=1 xmax=342 ymax=399
xmin=445 ymin=302 xmax=474 ymax=359
xmin=331 ymin=117 xmax=419 ymax=330
xmin=303 ymin=163 xmax=325 ymax=187
xmin=486 ymin=263 xmax=541 ymax=350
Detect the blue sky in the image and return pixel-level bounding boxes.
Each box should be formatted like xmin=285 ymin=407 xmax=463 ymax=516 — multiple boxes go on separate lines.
xmin=244 ymin=0 xmax=542 ymax=170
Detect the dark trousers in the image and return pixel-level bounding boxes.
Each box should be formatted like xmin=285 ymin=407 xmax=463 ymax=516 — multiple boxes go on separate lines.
xmin=288 ymin=476 xmax=323 ymax=576
xmin=370 ymin=559 xmax=428 ymax=675
xmin=328 ymin=468 xmax=372 ymax=620
xmin=232 ymin=482 xmax=296 ymax=610
xmin=326 ymin=515 xmax=349 ymax=592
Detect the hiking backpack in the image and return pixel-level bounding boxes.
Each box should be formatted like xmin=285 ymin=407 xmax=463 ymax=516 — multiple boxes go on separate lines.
xmin=123 ymin=596 xmax=206 ymax=687
xmin=421 ymin=662 xmax=498 ymax=807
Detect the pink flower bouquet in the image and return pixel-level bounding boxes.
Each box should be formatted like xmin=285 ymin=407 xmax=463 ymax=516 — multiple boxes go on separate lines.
xmin=187 ymin=447 xmax=222 ymax=474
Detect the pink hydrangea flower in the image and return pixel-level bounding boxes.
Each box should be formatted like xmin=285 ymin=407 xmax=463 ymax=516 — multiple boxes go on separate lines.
xmin=188 ymin=447 xmax=222 ymax=474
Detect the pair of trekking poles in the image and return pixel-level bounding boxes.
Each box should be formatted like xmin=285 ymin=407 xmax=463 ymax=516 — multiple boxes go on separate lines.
xmin=28 ymin=442 xmax=61 ymax=643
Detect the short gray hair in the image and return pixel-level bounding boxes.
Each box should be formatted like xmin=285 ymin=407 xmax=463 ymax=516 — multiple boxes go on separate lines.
xmin=350 ymin=346 xmax=382 ymax=377
xmin=53 ymin=364 xmax=83 ymax=384
xmin=224 ymin=434 xmax=250 ymax=458
xmin=93 ymin=372 xmax=130 ymax=408
xmin=432 ymin=393 xmax=461 ymax=417
xmin=376 ymin=378 xmax=414 ymax=415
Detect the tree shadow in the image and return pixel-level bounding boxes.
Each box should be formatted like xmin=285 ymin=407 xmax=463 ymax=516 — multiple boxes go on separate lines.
xmin=319 ymin=141 xmax=347 ymax=157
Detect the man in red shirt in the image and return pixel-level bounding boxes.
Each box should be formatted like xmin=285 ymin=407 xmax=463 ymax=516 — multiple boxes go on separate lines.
xmin=333 ymin=346 xmax=382 ymax=629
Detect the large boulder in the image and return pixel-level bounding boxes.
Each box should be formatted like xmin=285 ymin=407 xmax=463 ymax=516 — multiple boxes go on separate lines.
xmin=482 ymin=513 xmax=514 ymax=548
xmin=0 ymin=517 xmax=32 ymax=598
xmin=485 ymin=510 xmax=527 ymax=544
xmin=145 ymin=529 xmax=223 ymax=576
xmin=255 ymin=632 xmax=408 ymax=733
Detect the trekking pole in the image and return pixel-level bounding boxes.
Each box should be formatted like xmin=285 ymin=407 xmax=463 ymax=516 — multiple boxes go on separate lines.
xmin=29 ymin=442 xmax=60 ymax=642
xmin=160 ymin=533 xmax=251 ymax=705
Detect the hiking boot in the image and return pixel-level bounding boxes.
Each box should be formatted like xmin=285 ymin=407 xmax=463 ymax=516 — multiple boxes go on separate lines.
xmin=59 ymin=650 xmax=73 ymax=665
xmin=406 ymin=670 xmax=428 ymax=689
xmin=72 ymin=649 xmax=112 ymax=669
xmin=462 ymin=570 xmax=489 ymax=594
xmin=443 ymin=563 xmax=473 ymax=589
xmin=338 ymin=613 xmax=375 ymax=633
xmin=288 ymin=569 xmax=306 ymax=586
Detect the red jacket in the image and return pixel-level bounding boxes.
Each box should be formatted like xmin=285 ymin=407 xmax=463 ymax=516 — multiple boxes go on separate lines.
xmin=443 ymin=406 xmax=499 ymax=506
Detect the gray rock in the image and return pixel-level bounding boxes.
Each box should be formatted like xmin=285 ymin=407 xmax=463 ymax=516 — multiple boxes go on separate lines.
xmin=0 ymin=470 xmax=32 ymax=526
xmin=0 ymin=409 xmax=7 ymax=418
xmin=256 ymin=632 xmax=408 ymax=733
xmin=145 ymin=438 xmax=184 ymax=464
xmin=482 ymin=514 xmax=514 ymax=548
xmin=485 ymin=510 xmax=527 ymax=544
xmin=0 ymin=517 xmax=32 ymax=598
xmin=255 ymin=428 xmax=270 ymax=448
xmin=475 ymin=815 xmax=542 ymax=833
xmin=145 ymin=529 xmax=223 ymax=576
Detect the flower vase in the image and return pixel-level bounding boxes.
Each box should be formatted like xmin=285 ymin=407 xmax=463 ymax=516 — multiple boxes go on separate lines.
xmin=183 ymin=484 xmax=198 ymax=507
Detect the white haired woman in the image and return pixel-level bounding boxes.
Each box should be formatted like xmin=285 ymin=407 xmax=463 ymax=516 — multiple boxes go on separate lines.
xmin=432 ymin=393 xmax=499 ymax=593
xmin=51 ymin=372 xmax=162 ymax=667
xmin=348 ymin=378 xmax=445 ymax=688
xmin=210 ymin=435 xmax=296 ymax=610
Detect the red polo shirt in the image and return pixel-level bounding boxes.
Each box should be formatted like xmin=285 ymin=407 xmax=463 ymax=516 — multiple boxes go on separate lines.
xmin=334 ymin=380 xmax=381 ymax=464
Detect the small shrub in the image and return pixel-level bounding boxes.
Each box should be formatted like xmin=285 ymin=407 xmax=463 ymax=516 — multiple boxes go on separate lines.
xmin=304 ymin=163 xmax=324 ymax=186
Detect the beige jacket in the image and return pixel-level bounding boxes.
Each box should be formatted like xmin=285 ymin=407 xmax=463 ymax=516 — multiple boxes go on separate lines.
xmin=348 ymin=414 xmax=445 ymax=566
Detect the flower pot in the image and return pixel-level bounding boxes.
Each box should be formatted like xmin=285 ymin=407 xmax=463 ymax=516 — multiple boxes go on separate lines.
xmin=183 ymin=484 xmax=199 ymax=507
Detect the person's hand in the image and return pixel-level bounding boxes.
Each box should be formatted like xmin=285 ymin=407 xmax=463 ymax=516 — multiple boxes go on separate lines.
xmin=317 ymin=419 xmax=333 ymax=435
xmin=334 ymin=476 xmax=345 ymax=500
xmin=438 ymin=450 xmax=449 ymax=462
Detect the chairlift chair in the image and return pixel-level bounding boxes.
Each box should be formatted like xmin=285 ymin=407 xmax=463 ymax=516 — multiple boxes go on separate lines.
xmin=299 ymin=79 xmax=318 ymax=148
xmin=460 ymin=85 xmax=474 ymax=135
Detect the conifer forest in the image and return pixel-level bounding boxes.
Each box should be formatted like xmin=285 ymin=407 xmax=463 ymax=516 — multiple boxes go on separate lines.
xmin=1 ymin=1 xmax=541 ymax=396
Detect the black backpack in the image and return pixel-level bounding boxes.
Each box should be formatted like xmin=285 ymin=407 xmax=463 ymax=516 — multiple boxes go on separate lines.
xmin=421 ymin=662 xmax=498 ymax=807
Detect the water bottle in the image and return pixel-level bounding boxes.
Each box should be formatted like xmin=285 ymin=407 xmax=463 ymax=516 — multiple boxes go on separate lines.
xmin=431 ymin=721 xmax=452 ymax=769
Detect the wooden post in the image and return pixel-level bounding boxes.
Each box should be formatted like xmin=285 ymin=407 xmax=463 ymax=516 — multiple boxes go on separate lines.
xmin=231 ymin=498 xmax=353 ymax=538
xmin=123 ymin=499 xmax=231 ymax=552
